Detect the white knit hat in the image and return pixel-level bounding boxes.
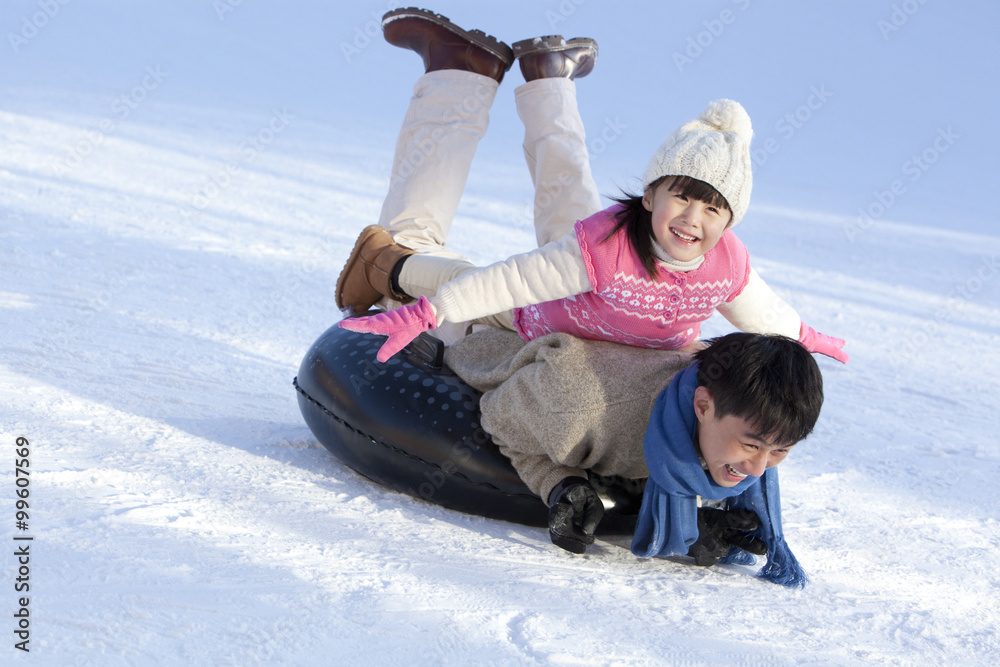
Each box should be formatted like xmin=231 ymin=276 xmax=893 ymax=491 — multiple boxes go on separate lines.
xmin=642 ymin=99 xmax=754 ymax=225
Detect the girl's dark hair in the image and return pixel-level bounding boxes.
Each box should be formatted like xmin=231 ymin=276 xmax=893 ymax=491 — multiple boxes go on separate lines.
xmin=694 ymin=332 xmax=824 ymax=446
xmin=605 ymin=175 xmax=732 ymax=279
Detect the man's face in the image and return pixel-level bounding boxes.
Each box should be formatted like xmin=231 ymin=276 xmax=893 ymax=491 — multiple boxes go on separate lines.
xmin=693 ymin=386 xmax=794 ymax=487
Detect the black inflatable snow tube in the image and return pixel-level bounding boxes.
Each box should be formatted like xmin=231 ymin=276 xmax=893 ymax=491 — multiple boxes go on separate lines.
xmin=294 ymin=320 xmax=550 ymax=527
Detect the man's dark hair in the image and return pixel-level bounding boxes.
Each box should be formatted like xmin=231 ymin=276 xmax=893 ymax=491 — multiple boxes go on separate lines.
xmin=694 ymin=332 xmax=824 ymax=445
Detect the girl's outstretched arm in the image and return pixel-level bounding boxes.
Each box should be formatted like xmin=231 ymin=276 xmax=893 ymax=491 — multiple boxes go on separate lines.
xmin=716 ymin=268 xmax=802 ymax=337
xmin=341 ymin=230 xmax=593 ymax=362
xmin=717 ymin=269 xmax=848 ymax=363
xmin=431 ymin=230 xmax=591 ymax=325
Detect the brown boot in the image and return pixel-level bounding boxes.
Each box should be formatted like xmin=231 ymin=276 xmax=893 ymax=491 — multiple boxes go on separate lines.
xmin=335 ymin=225 xmax=416 ymax=313
xmin=513 ymin=36 xmax=598 ymax=82
xmin=382 ymin=7 xmax=514 ymax=83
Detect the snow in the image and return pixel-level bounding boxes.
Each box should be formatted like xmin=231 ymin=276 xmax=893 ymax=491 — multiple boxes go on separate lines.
xmin=2 ymin=0 xmax=999 ymax=664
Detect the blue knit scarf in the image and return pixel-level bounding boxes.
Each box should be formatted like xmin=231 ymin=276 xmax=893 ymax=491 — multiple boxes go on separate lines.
xmin=630 ymin=363 xmax=807 ymax=588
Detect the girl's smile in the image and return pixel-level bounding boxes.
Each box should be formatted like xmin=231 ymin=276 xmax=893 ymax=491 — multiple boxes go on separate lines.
xmin=643 ymin=179 xmax=733 ymax=264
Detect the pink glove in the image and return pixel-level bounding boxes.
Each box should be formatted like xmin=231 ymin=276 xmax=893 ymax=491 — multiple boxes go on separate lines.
xmin=798 ymin=322 xmax=849 ymax=364
xmin=338 ymin=296 xmax=437 ymax=363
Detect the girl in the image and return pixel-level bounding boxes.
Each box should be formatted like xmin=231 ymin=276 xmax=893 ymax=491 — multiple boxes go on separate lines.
xmin=337 ymin=8 xmax=847 ymax=365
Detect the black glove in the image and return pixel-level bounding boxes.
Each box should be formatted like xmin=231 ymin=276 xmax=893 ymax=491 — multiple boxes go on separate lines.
xmin=687 ymin=507 xmax=768 ymax=566
xmin=589 ymin=474 xmax=646 ymax=515
xmin=547 ymin=477 xmax=605 ymax=554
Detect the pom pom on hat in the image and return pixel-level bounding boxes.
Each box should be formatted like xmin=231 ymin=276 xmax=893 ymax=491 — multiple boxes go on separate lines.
xmin=643 ymin=99 xmax=754 ymax=225
xmin=698 ymin=98 xmax=753 ymax=138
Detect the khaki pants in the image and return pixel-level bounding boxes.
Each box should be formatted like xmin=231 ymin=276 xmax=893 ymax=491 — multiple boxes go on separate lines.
xmin=375 ymin=70 xmax=602 ymax=341
xmin=445 ymin=327 xmax=698 ymax=503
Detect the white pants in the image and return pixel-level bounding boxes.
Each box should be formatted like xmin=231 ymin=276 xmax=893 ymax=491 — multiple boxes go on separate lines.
xmin=377 ymin=69 xmax=602 ymax=338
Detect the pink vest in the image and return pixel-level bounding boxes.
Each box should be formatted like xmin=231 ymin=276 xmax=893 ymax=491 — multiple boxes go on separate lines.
xmin=513 ymin=206 xmax=751 ymax=349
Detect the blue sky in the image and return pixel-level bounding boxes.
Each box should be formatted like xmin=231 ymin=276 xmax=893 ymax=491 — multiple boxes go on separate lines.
xmin=3 ymin=0 xmax=996 ymax=231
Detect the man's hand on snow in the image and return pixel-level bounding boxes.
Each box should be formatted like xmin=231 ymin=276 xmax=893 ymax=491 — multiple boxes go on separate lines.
xmin=547 ymin=477 xmax=604 ymax=555
xmin=688 ymin=507 xmax=767 ymax=567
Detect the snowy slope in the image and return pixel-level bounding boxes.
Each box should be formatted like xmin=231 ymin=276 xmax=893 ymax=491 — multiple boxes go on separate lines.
xmin=2 ymin=1 xmax=999 ymax=665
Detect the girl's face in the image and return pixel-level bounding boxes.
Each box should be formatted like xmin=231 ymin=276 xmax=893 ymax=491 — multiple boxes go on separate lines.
xmin=642 ymin=180 xmax=733 ymax=263
xmin=692 ymin=386 xmax=794 ymax=487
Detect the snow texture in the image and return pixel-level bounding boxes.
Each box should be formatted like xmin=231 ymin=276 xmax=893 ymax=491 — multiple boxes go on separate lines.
xmin=2 ymin=1 xmax=999 ymax=665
